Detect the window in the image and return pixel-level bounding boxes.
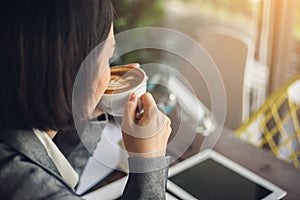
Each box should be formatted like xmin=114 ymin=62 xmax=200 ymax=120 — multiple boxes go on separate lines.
xmin=163 ymin=0 xmax=261 ymax=42
xmin=112 ymin=0 xmax=262 ymax=64
xmin=290 ymin=0 xmax=300 ymax=74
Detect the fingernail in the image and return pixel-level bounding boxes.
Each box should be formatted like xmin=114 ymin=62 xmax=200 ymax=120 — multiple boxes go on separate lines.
xmin=130 ymin=93 xmax=136 ymax=101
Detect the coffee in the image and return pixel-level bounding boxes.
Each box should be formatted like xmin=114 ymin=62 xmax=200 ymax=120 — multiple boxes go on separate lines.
xmin=104 ymin=66 xmax=144 ymax=94
xmin=99 ymin=66 xmax=147 ymax=116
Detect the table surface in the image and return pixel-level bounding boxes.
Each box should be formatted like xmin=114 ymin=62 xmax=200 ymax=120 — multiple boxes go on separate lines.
xmin=87 ymin=125 xmax=300 ymax=200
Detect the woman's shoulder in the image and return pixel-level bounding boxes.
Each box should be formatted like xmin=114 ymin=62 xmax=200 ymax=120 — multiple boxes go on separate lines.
xmin=0 ymin=130 xmax=83 ymax=199
xmin=0 ymin=129 xmax=41 ymax=156
xmin=0 ymin=150 xmax=83 ymax=199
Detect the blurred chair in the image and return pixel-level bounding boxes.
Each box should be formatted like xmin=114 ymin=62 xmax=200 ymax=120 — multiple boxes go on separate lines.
xmin=182 ymin=28 xmax=255 ymax=129
xmin=236 ymin=75 xmax=300 ymax=169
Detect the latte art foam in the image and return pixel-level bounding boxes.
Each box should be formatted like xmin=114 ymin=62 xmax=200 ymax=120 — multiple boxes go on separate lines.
xmin=107 ymin=75 xmax=135 ymax=91
xmin=104 ymin=66 xmax=144 ymax=94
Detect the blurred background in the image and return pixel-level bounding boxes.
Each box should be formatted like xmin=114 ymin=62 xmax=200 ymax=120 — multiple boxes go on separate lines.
xmin=113 ymin=0 xmax=300 ymax=115
xmin=111 ymin=0 xmax=300 ymax=129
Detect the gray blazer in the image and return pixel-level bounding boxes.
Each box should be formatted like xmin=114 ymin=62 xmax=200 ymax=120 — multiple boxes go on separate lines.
xmin=0 ymin=128 xmax=169 ymax=200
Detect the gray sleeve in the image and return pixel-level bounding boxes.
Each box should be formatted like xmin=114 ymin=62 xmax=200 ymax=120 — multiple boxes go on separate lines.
xmin=121 ymin=156 xmax=170 ymax=200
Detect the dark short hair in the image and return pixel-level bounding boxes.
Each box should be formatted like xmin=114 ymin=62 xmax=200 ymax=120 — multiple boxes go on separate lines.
xmin=0 ymin=0 xmax=113 ymax=131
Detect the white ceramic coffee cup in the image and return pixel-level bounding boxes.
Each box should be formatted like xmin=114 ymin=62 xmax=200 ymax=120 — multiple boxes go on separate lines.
xmin=98 ymin=66 xmax=147 ymax=116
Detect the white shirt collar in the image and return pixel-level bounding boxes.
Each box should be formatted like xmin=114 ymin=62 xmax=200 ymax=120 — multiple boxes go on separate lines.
xmin=33 ymin=129 xmax=78 ymax=190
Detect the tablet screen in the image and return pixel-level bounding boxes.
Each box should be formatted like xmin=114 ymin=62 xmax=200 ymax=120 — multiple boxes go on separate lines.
xmin=169 ymin=158 xmax=271 ymax=200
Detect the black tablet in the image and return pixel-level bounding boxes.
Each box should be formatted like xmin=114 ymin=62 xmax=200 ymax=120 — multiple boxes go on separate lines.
xmin=168 ymin=150 xmax=286 ymax=200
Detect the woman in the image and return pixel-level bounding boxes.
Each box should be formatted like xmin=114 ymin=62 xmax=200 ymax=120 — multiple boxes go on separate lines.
xmin=0 ymin=0 xmax=171 ymax=199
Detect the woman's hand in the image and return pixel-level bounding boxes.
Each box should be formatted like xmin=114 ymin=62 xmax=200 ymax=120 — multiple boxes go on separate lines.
xmin=118 ymin=63 xmax=140 ymax=68
xmin=121 ymin=92 xmax=172 ymax=158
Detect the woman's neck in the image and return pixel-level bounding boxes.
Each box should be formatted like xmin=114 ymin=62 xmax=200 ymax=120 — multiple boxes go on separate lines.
xmin=45 ymin=130 xmax=57 ymax=139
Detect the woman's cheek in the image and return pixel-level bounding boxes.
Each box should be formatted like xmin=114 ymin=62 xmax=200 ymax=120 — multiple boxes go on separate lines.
xmin=95 ymin=67 xmax=110 ymax=104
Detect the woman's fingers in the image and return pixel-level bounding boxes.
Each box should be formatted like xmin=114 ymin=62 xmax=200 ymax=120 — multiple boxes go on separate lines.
xmin=112 ymin=63 xmax=140 ymax=68
xmin=125 ymin=93 xmax=138 ymax=120
xmin=122 ymin=63 xmax=140 ymax=68
xmin=121 ymin=92 xmax=172 ymax=158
